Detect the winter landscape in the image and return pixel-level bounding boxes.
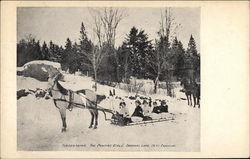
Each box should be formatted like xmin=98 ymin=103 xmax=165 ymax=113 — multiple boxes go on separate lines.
xmin=17 ymin=7 xmax=200 ymax=151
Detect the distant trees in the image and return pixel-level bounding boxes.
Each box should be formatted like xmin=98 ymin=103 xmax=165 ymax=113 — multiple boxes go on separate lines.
xmin=17 ymin=7 xmax=200 ymax=96
xmin=17 ymin=34 xmax=42 ymax=66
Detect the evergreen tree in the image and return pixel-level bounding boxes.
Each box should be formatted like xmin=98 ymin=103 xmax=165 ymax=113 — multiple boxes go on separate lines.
xmin=171 ymin=37 xmax=185 ymax=78
xmin=41 ymin=41 xmax=49 ymax=60
xmin=122 ymin=27 xmax=153 ymax=79
xmin=17 ymin=35 xmax=42 ymax=66
xmin=186 ymin=34 xmax=197 ymax=56
xmin=184 ymin=35 xmax=200 ymax=81
xmin=34 ymin=40 xmax=42 ymax=60
xmin=62 ymin=38 xmax=73 ymax=72
xmin=78 ymin=22 xmax=93 ymax=74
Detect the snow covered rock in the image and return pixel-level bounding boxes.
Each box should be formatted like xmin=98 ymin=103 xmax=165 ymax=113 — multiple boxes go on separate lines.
xmin=21 ymin=60 xmax=62 ymax=81
xmin=17 ymin=89 xmax=31 ymax=100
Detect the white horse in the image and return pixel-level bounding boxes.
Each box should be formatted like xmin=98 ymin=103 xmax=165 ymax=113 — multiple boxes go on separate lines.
xmin=47 ymin=73 xmax=106 ymax=132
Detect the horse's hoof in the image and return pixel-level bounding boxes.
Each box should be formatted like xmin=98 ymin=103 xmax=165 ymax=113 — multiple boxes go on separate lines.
xmin=88 ymin=126 xmax=93 ymax=129
xmin=93 ymin=126 xmax=97 ymax=129
xmin=61 ymin=128 xmax=66 ymax=132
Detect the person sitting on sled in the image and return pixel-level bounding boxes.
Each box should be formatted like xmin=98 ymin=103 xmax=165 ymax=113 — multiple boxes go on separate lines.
xmin=119 ymin=102 xmax=132 ymax=125
xmin=152 ymin=101 xmax=161 ymax=114
xmin=159 ymin=100 xmax=169 ymax=119
xmin=142 ymin=100 xmax=152 ymax=121
xmin=131 ymin=100 xmax=144 ymax=122
xmin=150 ymin=101 xmax=162 ymax=119
xmin=112 ymin=101 xmax=132 ymax=126
xmin=159 ymin=100 xmax=168 ymax=113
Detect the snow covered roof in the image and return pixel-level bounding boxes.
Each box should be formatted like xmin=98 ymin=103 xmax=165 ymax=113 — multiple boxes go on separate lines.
xmin=23 ymin=60 xmax=61 ymax=69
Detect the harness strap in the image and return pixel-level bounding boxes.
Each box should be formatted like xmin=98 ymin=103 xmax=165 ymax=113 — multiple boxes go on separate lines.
xmin=67 ymin=90 xmax=73 ymax=111
xmin=52 ymin=90 xmax=74 ymax=111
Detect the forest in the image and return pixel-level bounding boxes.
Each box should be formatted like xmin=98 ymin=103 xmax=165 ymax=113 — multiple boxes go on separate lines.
xmin=17 ymin=8 xmax=200 ymax=94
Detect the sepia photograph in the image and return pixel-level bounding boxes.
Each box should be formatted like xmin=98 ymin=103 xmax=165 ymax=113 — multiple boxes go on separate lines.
xmin=0 ymin=0 xmax=249 ymax=158
xmin=16 ymin=7 xmax=201 ymax=151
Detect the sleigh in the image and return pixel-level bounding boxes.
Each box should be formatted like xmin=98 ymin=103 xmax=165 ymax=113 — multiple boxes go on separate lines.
xmin=58 ymin=98 xmax=176 ymax=127
xmin=110 ymin=113 xmax=176 ymax=126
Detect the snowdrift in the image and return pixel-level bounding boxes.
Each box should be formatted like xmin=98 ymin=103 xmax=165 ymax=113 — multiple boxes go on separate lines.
xmin=20 ymin=60 xmax=61 ymax=81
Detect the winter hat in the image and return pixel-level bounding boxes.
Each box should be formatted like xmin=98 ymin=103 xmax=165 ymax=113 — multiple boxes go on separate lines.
xmin=135 ymin=100 xmax=141 ymax=105
xmin=161 ymin=100 xmax=167 ymax=105
xmin=143 ymin=100 xmax=148 ymax=104
xmin=119 ymin=101 xmax=126 ymax=106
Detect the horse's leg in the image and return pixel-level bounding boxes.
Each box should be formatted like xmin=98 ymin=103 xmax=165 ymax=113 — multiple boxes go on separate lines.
xmin=189 ymin=94 xmax=192 ymax=106
xmin=185 ymin=93 xmax=189 ymax=105
xmin=59 ymin=108 xmax=67 ymax=132
xmin=89 ymin=110 xmax=94 ymax=128
xmin=198 ymin=97 xmax=200 ymax=108
xmin=193 ymin=94 xmax=196 ymax=108
xmin=93 ymin=110 xmax=98 ymax=129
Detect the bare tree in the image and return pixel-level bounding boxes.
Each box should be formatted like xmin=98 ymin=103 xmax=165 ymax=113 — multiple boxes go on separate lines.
xmin=81 ymin=44 xmax=106 ymax=91
xmin=83 ymin=8 xmax=126 ymax=91
xmin=158 ymin=8 xmax=180 ymax=43
xmin=149 ymin=8 xmax=180 ymax=94
xmin=90 ymin=8 xmax=127 ymax=83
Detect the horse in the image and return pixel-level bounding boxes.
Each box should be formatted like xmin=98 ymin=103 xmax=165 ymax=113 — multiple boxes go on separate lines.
xmin=47 ymin=73 xmax=106 ymax=132
xmin=180 ymin=78 xmax=193 ymax=106
xmin=192 ymin=82 xmax=200 ymax=108
xmin=180 ymin=78 xmax=200 ymax=108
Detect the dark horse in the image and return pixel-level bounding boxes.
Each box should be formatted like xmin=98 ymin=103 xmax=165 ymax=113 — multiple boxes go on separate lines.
xmin=180 ymin=78 xmax=200 ymax=108
xmin=47 ymin=73 xmax=106 ymax=132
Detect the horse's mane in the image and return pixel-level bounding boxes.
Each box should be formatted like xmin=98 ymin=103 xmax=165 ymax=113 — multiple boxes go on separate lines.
xmin=56 ymin=81 xmax=68 ymax=95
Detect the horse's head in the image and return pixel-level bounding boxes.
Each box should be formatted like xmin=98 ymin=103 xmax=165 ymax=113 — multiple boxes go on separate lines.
xmin=47 ymin=73 xmax=64 ymax=90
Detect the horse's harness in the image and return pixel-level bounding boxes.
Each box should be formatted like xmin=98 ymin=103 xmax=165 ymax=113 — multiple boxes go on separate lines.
xmin=48 ymin=80 xmax=75 ymax=110
xmin=48 ymin=79 xmax=114 ymax=120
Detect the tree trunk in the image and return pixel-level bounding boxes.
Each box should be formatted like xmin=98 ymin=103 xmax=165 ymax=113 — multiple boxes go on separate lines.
xmin=154 ymin=75 xmax=159 ymax=94
xmin=94 ymin=69 xmax=97 ymax=92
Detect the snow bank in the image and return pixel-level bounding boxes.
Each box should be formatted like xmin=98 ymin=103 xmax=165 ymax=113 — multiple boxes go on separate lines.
xmin=21 ymin=60 xmax=61 ymax=81
xmin=23 ymin=60 xmax=61 ymax=69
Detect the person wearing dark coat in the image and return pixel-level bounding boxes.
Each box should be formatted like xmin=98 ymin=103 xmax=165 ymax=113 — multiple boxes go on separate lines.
xmin=152 ymin=101 xmax=161 ymax=114
xmin=159 ymin=100 xmax=168 ymax=113
xmin=132 ymin=100 xmax=144 ymax=118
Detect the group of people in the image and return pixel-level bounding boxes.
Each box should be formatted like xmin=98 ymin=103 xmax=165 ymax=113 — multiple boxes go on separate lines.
xmin=112 ymin=98 xmax=169 ymax=126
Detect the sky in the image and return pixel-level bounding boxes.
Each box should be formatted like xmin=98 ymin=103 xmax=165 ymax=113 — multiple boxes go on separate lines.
xmin=17 ymin=7 xmax=200 ymax=51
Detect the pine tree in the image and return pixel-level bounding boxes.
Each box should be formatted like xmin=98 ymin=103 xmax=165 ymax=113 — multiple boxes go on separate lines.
xmin=186 ymin=35 xmax=197 ymax=56
xmin=122 ymin=27 xmax=153 ymax=79
xmin=41 ymin=41 xmax=49 ymax=60
xmin=171 ymin=37 xmax=185 ymax=78
xmin=34 ymin=40 xmax=42 ymax=60
xmin=62 ymin=38 xmax=73 ymax=71
xmin=17 ymin=35 xmax=43 ymax=66
xmin=79 ymin=22 xmax=92 ymax=53
xmin=78 ymin=22 xmax=93 ymax=74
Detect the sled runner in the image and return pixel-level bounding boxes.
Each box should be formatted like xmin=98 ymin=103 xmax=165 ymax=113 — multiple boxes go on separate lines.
xmin=110 ymin=115 xmax=175 ymax=126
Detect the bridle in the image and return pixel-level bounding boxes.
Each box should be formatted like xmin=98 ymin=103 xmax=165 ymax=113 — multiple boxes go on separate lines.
xmin=47 ymin=79 xmax=58 ymax=94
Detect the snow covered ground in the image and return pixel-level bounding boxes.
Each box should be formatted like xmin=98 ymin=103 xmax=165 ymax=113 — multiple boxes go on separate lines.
xmin=17 ymin=74 xmax=200 ymax=151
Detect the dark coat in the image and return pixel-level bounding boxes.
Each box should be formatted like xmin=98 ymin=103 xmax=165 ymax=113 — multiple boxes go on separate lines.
xmin=152 ymin=106 xmax=161 ymax=114
xmin=132 ymin=105 xmax=144 ymax=118
xmin=160 ymin=105 xmax=168 ymax=113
